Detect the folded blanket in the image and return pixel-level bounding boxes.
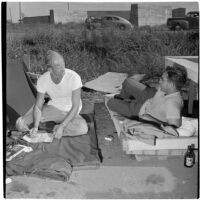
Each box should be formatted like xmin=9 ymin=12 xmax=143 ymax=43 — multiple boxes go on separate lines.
xmin=6 ymin=150 xmax=72 ymax=181
xmin=123 ymin=116 xmax=198 ymax=146
xmin=124 ymin=121 xmax=177 ymax=145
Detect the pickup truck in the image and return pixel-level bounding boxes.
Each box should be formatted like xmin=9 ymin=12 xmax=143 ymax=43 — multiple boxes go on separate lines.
xmin=167 ymin=11 xmax=199 ymax=31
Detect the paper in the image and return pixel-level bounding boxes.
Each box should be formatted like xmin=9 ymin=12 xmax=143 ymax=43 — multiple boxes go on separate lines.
xmin=6 ymin=144 xmax=33 ymax=161
xmin=23 ymin=132 xmax=54 ymax=143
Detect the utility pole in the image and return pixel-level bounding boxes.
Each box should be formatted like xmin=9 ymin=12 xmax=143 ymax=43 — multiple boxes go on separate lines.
xmin=9 ymin=8 xmax=12 ymax=23
xmin=68 ymin=2 xmax=69 ymax=11
xmin=19 ymin=2 xmax=22 ymax=23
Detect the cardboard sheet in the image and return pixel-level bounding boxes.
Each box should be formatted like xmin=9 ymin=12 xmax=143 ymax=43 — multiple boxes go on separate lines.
xmin=84 ymin=72 xmax=128 ymax=94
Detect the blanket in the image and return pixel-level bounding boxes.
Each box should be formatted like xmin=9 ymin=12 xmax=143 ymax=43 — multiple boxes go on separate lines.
xmin=6 ymin=150 xmax=72 ymax=181
xmin=123 ymin=120 xmax=178 ymax=145
xmin=6 ymin=114 xmax=102 ymax=180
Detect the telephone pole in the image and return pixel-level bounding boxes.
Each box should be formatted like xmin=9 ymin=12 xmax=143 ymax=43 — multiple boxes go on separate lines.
xmin=19 ymin=2 xmax=22 ymax=23
xmin=9 ymin=8 xmax=12 ymax=23
xmin=67 ymin=2 xmax=69 ymax=11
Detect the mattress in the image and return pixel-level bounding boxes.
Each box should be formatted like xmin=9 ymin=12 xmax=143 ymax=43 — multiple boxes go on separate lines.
xmin=105 ymin=95 xmax=198 ymax=155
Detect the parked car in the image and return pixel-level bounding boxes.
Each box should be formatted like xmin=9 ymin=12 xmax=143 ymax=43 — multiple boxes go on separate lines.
xmin=167 ymin=11 xmax=199 ymax=31
xmin=85 ymin=15 xmax=134 ymax=30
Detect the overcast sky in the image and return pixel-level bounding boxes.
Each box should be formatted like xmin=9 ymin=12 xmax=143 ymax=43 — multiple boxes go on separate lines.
xmin=7 ymin=1 xmax=199 ymax=23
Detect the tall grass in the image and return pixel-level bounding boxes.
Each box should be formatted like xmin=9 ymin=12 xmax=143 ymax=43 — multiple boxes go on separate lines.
xmin=7 ymin=23 xmax=199 ymax=82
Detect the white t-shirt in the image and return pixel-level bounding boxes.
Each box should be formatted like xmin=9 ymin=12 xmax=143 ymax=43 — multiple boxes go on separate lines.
xmin=36 ymin=68 xmax=83 ymax=113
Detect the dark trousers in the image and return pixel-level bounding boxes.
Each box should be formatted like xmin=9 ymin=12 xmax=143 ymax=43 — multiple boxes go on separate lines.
xmin=107 ymin=77 xmax=157 ymax=118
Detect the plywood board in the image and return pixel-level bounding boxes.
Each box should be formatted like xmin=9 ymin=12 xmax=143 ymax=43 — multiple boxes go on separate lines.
xmin=122 ymin=135 xmax=198 ymax=152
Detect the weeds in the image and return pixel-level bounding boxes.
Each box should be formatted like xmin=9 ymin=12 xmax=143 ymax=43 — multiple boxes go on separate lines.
xmin=7 ymin=23 xmax=199 ymax=81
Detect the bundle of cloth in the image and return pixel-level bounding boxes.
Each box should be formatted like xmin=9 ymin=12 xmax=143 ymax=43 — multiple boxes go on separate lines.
xmin=122 ymin=116 xmax=198 ymax=146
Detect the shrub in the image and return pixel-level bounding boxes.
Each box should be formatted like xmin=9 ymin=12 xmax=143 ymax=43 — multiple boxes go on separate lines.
xmin=7 ymin=23 xmax=199 ymax=81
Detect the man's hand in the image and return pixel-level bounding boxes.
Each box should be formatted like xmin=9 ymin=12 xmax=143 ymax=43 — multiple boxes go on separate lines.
xmin=53 ymin=124 xmax=64 ymax=139
xmin=30 ymin=127 xmax=38 ymax=137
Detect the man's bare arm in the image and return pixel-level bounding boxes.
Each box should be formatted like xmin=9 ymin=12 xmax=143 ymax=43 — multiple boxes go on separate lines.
xmin=53 ymin=88 xmax=81 ymax=139
xmin=33 ymin=92 xmax=45 ymax=129
xmin=61 ymin=88 xmax=81 ymax=127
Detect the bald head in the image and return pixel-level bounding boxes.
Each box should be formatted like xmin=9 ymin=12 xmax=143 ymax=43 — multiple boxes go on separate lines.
xmin=46 ymin=50 xmax=65 ymax=70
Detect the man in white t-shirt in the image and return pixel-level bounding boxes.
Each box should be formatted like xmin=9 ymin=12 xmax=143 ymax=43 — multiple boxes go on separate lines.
xmin=16 ymin=50 xmax=88 ymax=139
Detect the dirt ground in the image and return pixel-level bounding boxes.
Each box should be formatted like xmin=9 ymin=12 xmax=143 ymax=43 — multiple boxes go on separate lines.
xmin=5 ymin=100 xmax=198 ymax=199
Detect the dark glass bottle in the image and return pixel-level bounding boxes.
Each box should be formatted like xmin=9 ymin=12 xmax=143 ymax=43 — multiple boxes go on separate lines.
xmin=184 ymin=144 xmax=195 ymax=168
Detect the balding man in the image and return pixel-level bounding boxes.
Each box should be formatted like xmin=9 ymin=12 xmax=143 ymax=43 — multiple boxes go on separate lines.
xmin=16 ymin=50 xmax=88 ymax=139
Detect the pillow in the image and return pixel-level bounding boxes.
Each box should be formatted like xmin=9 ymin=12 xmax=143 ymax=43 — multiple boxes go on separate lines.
xmin=176 ymin=117 xmax=198 ymax=137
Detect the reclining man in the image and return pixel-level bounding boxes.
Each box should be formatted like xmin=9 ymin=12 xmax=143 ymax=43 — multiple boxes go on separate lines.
xmin=107 ymin=64 xmax=187 ymax=128
xmin=16 ymin=50 xmax=88 ymax=139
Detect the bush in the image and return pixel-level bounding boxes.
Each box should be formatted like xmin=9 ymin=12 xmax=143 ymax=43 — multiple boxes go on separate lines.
xmin=7 ymin=23 xmax=199 ymax=81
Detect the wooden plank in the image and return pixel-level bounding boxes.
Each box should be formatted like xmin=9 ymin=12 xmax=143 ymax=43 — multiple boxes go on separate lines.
xmin=124 ymin=135 xmax=198 ymax=151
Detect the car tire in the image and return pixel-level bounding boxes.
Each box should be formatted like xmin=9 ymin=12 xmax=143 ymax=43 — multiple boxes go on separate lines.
xmin=119 ymin=24 xmax=126 ymax=30
xmin=174 ymin=24 xmax=183 ymax=31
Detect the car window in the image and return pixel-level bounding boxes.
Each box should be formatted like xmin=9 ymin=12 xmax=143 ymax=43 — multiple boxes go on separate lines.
xmin=113 ymin=17 xmax=120 ymax=21
xmin=104 ymin=17 xmax=112 ymax=21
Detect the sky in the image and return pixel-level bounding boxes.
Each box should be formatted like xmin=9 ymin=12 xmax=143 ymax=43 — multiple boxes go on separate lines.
xmin=6 ymin=1 xmax=199 ymax=23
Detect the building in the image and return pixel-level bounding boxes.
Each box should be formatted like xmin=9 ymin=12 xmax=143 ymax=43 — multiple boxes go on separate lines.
xmin=23 ymin=10 xmax=54 ymax=24
xmin=87 ymin=3 xmax=173 ymax=27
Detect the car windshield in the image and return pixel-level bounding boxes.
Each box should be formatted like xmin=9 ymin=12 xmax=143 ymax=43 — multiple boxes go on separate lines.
xmin=113 ymin=17 xmax=120 ymax=21
xmin=187 ymin=12 xmax=199 ymax=18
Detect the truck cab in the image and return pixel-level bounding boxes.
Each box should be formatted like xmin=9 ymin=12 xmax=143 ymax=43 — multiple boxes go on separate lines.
xmin=167 ymin=11 xmax=199 ymax=31
xmin=186 ymin=12 xmax=199 ymax=29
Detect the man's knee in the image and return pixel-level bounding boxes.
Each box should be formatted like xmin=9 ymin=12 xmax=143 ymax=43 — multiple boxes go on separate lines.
xmin=15 ymin=116 xmax=29 ymax=132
